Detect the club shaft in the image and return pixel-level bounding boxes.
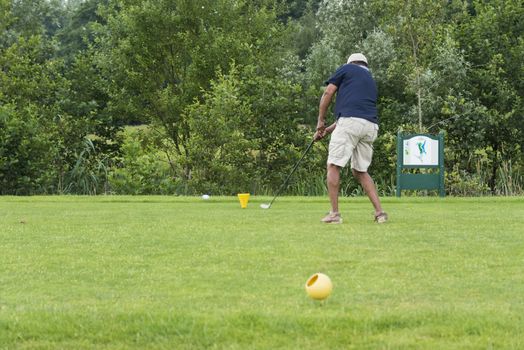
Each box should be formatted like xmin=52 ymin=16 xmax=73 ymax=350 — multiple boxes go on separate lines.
xmin=268 ymin=139 xmax=315 ymax=207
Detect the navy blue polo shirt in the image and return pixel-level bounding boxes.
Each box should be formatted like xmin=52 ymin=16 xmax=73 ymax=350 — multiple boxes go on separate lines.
xmin=325 ymin=63 xmax=378 ymax=124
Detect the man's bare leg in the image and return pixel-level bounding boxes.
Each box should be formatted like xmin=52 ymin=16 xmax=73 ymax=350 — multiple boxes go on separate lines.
xmin=327 ymin=164 xmax=341 ymax=213
xmin=352 ymin=169 xmax=383 ymax=216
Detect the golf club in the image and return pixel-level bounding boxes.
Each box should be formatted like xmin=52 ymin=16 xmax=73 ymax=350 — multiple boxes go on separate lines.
xmin=260 ymin=138 xmax=315 ymax=209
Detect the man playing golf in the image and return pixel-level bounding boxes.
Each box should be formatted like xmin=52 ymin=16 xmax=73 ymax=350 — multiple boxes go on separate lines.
xmin=314 ymin=53 xmax=387 ymax=224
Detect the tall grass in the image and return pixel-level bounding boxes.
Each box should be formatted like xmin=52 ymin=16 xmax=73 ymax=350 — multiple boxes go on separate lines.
xmin=62 ymin=138 xmax=109 ymax=195
xmin=496 ymin=160 xmax=523 ymax=195
xmin=53 ymin=136 xmax=523 ymax=197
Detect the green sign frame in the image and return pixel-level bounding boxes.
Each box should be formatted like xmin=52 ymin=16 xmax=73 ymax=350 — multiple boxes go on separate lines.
xmin=396 ymin=131 xmax=445 ymax=197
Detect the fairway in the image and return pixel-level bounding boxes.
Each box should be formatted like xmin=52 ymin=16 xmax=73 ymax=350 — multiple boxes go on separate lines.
xmin=1 ymin=196 xmax=523 ymax=349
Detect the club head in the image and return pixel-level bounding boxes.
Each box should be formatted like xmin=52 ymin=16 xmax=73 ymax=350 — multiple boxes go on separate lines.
xmin=260 ymin=203 xmax=271 ymax=209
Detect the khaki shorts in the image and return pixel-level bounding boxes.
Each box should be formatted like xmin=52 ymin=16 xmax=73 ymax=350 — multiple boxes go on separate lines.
xmin=327 ymin=117 xmax=378 ymax=171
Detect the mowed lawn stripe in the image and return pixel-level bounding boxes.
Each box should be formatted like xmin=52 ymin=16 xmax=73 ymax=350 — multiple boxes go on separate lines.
xmin=1 ymin=196 xmax=523 ymax=349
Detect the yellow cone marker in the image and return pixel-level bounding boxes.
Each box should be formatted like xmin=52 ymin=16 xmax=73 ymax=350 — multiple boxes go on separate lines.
xmin=237 ymin=193 xmax=250 ymax=209
xmin=305 ymin=273 xmax=333 ymax=300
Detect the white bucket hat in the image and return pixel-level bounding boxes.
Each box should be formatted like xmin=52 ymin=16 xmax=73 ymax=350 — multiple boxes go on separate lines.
xmin=347 ymin=53 xmax=368 ymax=65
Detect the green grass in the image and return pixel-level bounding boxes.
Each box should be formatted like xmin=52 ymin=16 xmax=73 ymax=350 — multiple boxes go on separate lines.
xmin=1 ymin=196 xmax=523 ymax=349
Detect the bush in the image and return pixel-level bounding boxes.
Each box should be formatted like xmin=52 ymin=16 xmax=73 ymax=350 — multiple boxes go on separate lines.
xmin=0 ymin=104 xmax=58 ymax=194
xmin=446 ymin=166 xmax=490 ymax=196
xmin=108 ymin=128 xmax=180 ymax=195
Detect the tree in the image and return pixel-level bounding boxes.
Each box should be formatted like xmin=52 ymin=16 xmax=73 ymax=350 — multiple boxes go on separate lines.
xmin=96 ymin=0 xmax=300 ymax=182
xmin=56 ymin=0 xmax=108 ymax=62
xmin=455 ymin=0 xmax=524 ymax=192
xmin=0 ymin=1 xmax=115 ymax=194
xmin=4 ymin=0 xmax=67 ymax=41
xmin=0 ymin=35 xmax=65 ymax=193
xmin=377 ymin=0 xmax=458 ymax=131
xmin=185 ymin=66 xmax=257 ymax=194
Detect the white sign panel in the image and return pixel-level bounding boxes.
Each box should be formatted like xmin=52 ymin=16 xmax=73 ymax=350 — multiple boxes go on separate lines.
xmin=403 ymin=136 xmax=439 ymax=166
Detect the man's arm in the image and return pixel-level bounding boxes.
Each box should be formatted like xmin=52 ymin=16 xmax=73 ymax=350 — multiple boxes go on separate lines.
xmin=316 ymin=83 xmax=338 ymax=130
xmin=314 ymin=83 xmax=338 ymax=140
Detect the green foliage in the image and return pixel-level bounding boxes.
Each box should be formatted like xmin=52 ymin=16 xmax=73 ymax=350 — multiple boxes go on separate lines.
xmin=285 ymin=2 xmax=320 ymax=59
xmin=300 ymin=0 xmax=523 ymax=196
xmin=452 ymin=0 xmax=524 ymax=192
xmin=63 ymin=138 xmax=109 ymax=195
xmin=0 ymin=0 xmax=13 ymax=42
xmin=0 ymin=35 xmax=65 ymax=194
xmin=93 ymin=0 xmax=297 ymax=183
xmin=184 ymin=61 xmax=318 ymax=195
xmin=0 ymin=0 xmax=127 ymax=195
xmin=185 ymin=66 xmax=258 ymax=194
xmin=447 ymin=166 xmax=491 ymax=196
xmin=368 ymin=130 xmax=397 ymax=195
xmin=108 ymin=127 xmax=180 ymax=195
xmin=0 ymin=104 xmax=57 ymax=194
xmin=0 ymin=0 xmax=522 ymax=195
xmin=496 ymin=160 xmax=523 ymax=195
xmin=55 ymin=0 xmax=107 ymax=62
xmin=2 ymin=0 xmax=67 ymax=44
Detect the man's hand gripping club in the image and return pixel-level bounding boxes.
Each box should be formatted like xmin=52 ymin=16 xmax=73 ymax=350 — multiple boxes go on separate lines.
xmin=314 ymin=83 xmax=338 ymax=142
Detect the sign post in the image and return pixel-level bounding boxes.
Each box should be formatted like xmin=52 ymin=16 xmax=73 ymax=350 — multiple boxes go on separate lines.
xmin=396 ymin=131 xmax=445 ymax=197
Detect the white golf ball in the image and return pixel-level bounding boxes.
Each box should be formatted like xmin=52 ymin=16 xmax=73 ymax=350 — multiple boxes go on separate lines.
xmin=202 ymin=194 xmax=210 ymax=200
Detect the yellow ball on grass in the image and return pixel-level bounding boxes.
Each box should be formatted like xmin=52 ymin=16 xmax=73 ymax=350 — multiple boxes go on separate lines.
xmin=305 ymin=273 xmax=333 ymax=300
